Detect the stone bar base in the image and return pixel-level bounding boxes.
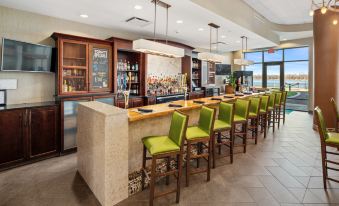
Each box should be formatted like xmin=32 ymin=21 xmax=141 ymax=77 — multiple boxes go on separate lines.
xmin=77 ymin=102 xmax=128 ymax=206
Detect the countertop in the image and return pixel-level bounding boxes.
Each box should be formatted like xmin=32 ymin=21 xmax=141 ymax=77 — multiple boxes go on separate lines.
xmin=128 ymin=94 xmax=258 ymax=122
xmin=0 ymin=101 xmax=58 ymax=111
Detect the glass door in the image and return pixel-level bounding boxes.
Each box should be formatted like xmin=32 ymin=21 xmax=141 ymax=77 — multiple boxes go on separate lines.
xmin=263 ymin=62 xmax=283 ymax=90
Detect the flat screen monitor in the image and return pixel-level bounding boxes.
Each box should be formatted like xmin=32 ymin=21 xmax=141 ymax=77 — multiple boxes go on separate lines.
xmin=1 ymin=38 xmax=52 ymax=72
xmin=216 ymin=64 xmax=231 ymax=75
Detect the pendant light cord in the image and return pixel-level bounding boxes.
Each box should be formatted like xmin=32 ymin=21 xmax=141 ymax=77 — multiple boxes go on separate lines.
xmin=154 ymin=0 xmax=157 ymax=41
xmin=166 ymin=5 xmax=168 ymax=44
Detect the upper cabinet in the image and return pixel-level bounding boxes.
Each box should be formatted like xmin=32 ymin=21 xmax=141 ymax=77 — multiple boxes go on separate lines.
xmin=52 ymin=33 xmax=113 ymax=96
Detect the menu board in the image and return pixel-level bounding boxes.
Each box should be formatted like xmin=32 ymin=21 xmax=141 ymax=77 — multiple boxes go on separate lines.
xmin=91 ymin=48 xmax=109 ymax=89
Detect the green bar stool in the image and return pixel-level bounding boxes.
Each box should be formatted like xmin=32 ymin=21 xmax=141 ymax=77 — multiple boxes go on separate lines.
xmin=281 ymin=91 xmax=288 ymax=124
xmin=267 ymin=92 xmax=276 ymax=132
xmin=248 ymin=97 xmax=261 ymax=144
xmin=185 ymin=106 xmax=216 ymax=187
xmin=314 ymin=107 xmax=339 ymax=189
xmin=212 ymin=102 xmax=234 ymax=168
xmin=330 ymin=98 xmax=339 ymax=132
xmin=233 ymin=99 xmax=251 ymax=153
xmin=274 ymin=92 xmax=283 ymax=128
xmin=259 ymin=95 xmax=270 ymax=138
xmin=141 ymin=111 xmax=189 ymax=206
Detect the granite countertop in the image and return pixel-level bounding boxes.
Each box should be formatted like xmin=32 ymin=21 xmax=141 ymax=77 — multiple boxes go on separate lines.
xmin=127 ymin=93 xmax=259 ymax=122
xmin=0 ymin=101 xmax=59 ymax=111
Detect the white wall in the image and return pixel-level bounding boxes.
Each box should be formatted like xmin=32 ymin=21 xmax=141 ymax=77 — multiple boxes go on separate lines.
xmin=0 ymin=6 xmax=137 ymax=105
xmin=146 ymin=54 xmax=182 ymax=77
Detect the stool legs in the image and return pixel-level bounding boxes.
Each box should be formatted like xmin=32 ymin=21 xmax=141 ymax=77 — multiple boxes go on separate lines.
xmin=142 ymin=145 xmax=147 ymax=190
xmin=149 ymin=157 xmax=156 ymax=206
xmin=212 ymin=129 xmax=234 ymax=168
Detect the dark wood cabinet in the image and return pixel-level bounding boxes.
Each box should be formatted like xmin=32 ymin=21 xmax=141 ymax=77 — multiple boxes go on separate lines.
xmin=189 ymin=91 xmax=205 ymax=100
xmin=116 ymin=97 xmax=144 ymax=108
xmin=0 ymin=109 xmax=25 ymax=165
xmin=29 ymin=107 xmax=58 ymax=158
xmin=0 ymin=105 xmax=59 ymax=170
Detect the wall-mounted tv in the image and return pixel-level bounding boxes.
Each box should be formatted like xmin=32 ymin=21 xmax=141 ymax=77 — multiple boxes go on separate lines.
xmin=1 ymin=38 xmax=53 ymax=72
xmin=216 ymin=64 xmax=231 ymax=75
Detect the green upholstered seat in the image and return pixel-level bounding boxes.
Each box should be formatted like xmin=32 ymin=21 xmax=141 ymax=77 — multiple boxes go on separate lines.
xmin=260 ymin=95 xmax=270 ymax=114
xmin=186 ymin=106 xmax=215 ymax=140
xmin=325 ymin=133 xmax=339 ymax=145
xmin=233 ymin=99 xmax=250 ymax=123
xmin=248 ymin=97 xmax=261 ymax=118
xmin=214 ymin=102 xmax=233 ymax=131
xmin=186 ymin=126 xmax=209 ymax=140
xmin=281 ymin=91 xmax=287 ymax=105
xmin=274 ymin=92 xmax=282 ymax=107
xmin=142 ymin=111 xmax=188 ymax=155
xmin=143 ymin=136 xmax=180 ymax=155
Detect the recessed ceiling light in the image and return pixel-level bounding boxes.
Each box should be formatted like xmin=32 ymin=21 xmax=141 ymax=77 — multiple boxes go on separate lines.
xmin=176 ymin=20 xmax=183 ymax=24
xmin=221 ymin=35 xmax=226 ymax=38
xmin=134 ymin=5 xmax=143 ymax=10
xmin=236 ymin=40 xmax=241 ymax=43
xmin=80 ymin=14 xmax=88 ymax=18
xmin=198 ymin=28 xmax=204 ymax=31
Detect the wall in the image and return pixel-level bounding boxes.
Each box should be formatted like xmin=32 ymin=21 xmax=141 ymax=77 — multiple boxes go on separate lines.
xmin=146 ymin=54 xmax=182 ymax=77
xmin=0 ymin=6 xmax=137 ymax=105
xmin=231 ymin=37 xmax=314 ymax=111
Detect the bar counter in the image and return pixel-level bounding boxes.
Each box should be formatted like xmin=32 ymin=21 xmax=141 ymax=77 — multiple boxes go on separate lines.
xmin=76 ymin=93 xmax=258 ymax=206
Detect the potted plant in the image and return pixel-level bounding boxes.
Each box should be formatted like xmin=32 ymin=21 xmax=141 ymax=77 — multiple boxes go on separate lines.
xmin=225 ymin=74 xmax=236 ymax=94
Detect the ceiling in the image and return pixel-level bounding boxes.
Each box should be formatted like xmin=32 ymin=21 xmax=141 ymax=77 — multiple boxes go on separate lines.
xmin=0 ymin=0 xmax=277 ymax=52
xmin=242 ymin=0 xmax=315 ymax=25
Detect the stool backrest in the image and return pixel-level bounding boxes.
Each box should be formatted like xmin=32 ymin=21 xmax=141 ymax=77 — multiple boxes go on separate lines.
xmin=235 ymin=99 xmax=251 ymax=119
xmin=261 ymin=95 xmax=270 ymax=112
xmin=330 ymin=98 xmax=339 ymax=119
xmin=218 ymin=102 xmax=234 ymax=125
xmin=268 ymin=93 xmax=276 ymax=108
xmin=274 ymin=92 xmax=282 ymax=105
xmin=169 ymin=111 xmax=189 ymax=147
xmin=249 ymin=97 xmax=261 ymax=115
xmin=314 ymin=107 xmax=329 ymax=142
xmin=198 ymin=106 xmax=216 ymax=136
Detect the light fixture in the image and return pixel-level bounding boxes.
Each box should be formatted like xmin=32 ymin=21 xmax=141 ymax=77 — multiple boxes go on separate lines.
xmin=197 ymin=23 xmax=225 ymax=63
xmin=176 ymin=20 xmax=183 ymax=24
xmin=132 ymin=0 xmax=184 ymax=58
xmin=309 ymin=0 xmax=339 ymax=16
xmin=80 ymin=14 xmax=88 ymax=18
xmin=221 ymin=35 xmax=226 ymax=38
xmin=282 ymin=38 xmax=287 ymax=41
xmin=134 ymin=5 xmax=143 ymax=10
xmin=233 ymin=36 xmax=254 ymax=69
xmin=334 ymin=19 xmax=338 ymax=24
xmin=198 ymin=28 xmax=204 ymax=31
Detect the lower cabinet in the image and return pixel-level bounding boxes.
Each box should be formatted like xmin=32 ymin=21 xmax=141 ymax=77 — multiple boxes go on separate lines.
xmin=0 ymin=105 xmax=59 ymax=169
xmin=116 ymin=97 xmax=144 ymax=108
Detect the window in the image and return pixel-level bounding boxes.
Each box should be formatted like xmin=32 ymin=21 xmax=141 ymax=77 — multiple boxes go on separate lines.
xmin=284 ymin=61 xmax=309 ymax=91
xmin=244 ymin=52 xmax=262 ymax=63
xmin=284 ymin=47 xmax=309 ymax=61
xmin=246 ymin=64 xmax=262 ymax=87
xmin=264 ymin=49 xmax=283 ymax=62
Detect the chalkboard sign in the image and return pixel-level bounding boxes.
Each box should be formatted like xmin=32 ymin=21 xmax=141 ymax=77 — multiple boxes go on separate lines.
xmin=216 ymin=64 xmax=231 ymax=75
xmin=91 ymin=48 xmax=109 ymax=89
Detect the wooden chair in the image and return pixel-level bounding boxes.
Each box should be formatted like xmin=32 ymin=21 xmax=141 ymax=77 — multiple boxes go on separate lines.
xmin=314 ymin=107 xmax=339 ymax=189
xmin=185 ymin=106 xmax=216 ymax=186
xmin=247 ymin=97 xmax=261 ymax=144
xmin=259 ymin=95 xmax=270 ymax=138
xmin=330 ymin=98 xmax=339 ymax=132
xmin=233 ymin=99 xmax=251 ymax=153
xmin=212 ymin=102 xmax=235 ymax=168
xmin=141 ymin=111 xmax=189 ymax=206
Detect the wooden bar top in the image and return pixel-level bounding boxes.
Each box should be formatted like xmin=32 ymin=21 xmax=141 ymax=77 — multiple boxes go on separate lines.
xmin=128 ymin=93 xmax=260 ymax=122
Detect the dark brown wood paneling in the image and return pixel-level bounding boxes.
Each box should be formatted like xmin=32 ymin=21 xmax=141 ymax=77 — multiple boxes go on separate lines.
xmin=29 ymin=106 xmax=58 ymax=158
xmin=313 ymin=9 xmax=339 ymax=128
xmin=0 ymin=110 xmax=25 ymax=165
xmin=182 ymin=55 xmax=192 ymax=91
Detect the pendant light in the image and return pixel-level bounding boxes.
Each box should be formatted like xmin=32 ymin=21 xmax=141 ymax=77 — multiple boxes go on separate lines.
xmin=133 ymin=0 xmax=184 ymax=58
xmin=233 ymin=36 xmax=254 ymax=69
xmin=197 ymin=23 xmax=225 ymax=63
xmin=309 ymin=0 xmax=339 ymax=19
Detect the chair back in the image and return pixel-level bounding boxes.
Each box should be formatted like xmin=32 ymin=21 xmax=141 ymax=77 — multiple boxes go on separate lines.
xmin=330 ymin=98 xmax=339 ymax=119
xmin=235 ymin=99 xmax=251 ymax=119
xmin=275 ymin=92 xmax=282 ymax=105
xmin=281 ymin=91 xmax=288 ymax=105
xmin=314 ymin=107 xmax=329 ymax=142
xmin=218 ymin=102 xmax=234 ymax=125
xmin=249 ymin=97 xmax=261 ymax=116
xmin=268 ymin=93 xmax=276 ymax=108
xmin=260 ymin=95 xmax=270 ymax=112
xmin=169 ymin=111 xmax=189 ymax=147
xmin=198 ymin=106 xmax=216 ymax=136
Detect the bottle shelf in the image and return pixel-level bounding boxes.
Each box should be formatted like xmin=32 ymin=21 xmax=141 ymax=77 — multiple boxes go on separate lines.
xmin=63 ymin=76 xmax=86 ymax=79
xmin=117 ymin=70 xmax=139 ymax=72
xmin=62 ymin=66 xmax=87 ymax=69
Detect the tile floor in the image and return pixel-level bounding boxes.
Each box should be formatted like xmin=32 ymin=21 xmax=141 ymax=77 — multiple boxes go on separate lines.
xmin=1 ymin=111 xmax=339 ymax=206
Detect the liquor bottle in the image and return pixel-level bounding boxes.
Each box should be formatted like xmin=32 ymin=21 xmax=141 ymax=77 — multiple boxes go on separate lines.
xmin=63 ymin=80 xmax=68 ymax=92
xmin=124 ymin=59 xmax=127 ymax=71
xmin=132 ymin=64 xmax=135 ymax=71
xmin=127 ymin=61 xmax=130 ymax=71
xmin=135 ymin=63 xmax=138 ymax=71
